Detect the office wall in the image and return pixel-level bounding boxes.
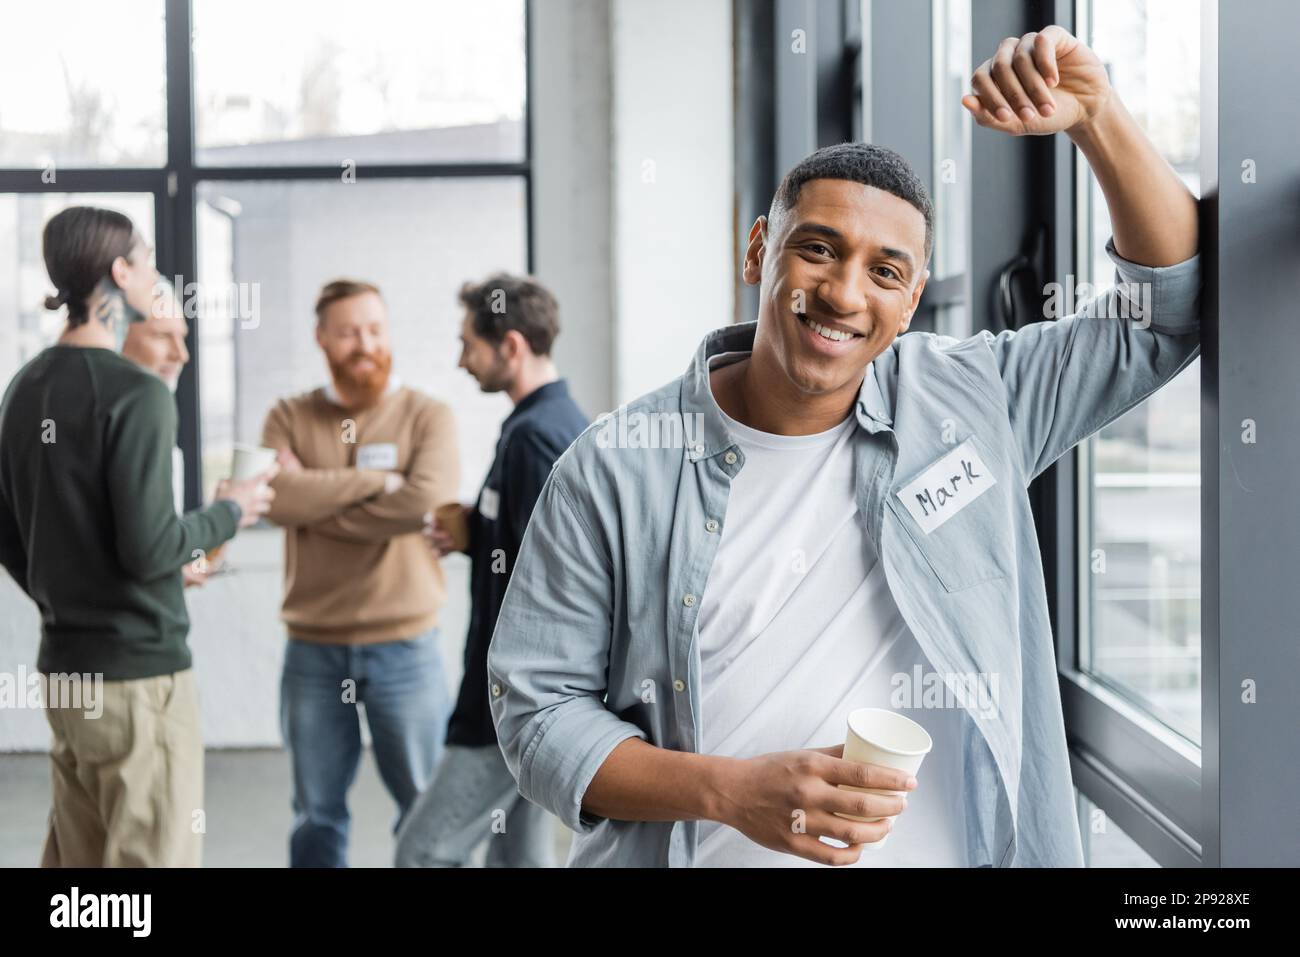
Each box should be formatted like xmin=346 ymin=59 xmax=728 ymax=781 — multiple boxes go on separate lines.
xmin=535 ymin=0 xmax=736 ymax=412
xmin=610 ymin=0 xmax=735 ymax=404
xmin=530 ymin=0 xmax=615 ymax=418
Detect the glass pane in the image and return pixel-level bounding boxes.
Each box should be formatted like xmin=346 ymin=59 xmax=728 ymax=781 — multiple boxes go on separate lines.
xmin=1078 ymin=0 xmax=1201 ymax=744
xmin=0 ymin=2 xmax=167 ymax=168
xmin=192 ymin=0 xmax=527 ymax=167
xmin=931 ymin=0 xmax=971 ymax=283
xmin=0 ymin=193 xmax=156 ymax=384
xmin=195 ymin=177 xmax=526 ymax=500
xmin=1076 ymin=790 xmax=1160 ymax=867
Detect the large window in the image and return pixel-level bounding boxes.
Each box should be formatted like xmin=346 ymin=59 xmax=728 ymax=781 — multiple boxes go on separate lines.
xmin=0 ymin=0 xmax=531 ymax=510
xmin=1075 ymin=0 xmax=1202 ymax=745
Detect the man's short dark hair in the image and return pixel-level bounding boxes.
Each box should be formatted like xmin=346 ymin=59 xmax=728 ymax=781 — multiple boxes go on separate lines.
xmin=769 ymin=142 xmax=934 ymax=265
xmin=458 ymin=273 xmax=560 ymax=357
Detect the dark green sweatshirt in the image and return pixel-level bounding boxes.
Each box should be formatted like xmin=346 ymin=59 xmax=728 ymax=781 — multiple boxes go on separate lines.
xmin=0 ymin=345 xmax=240 ymax=680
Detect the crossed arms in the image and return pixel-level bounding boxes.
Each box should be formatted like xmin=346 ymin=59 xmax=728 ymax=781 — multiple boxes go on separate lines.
xmin=259 ymin=399 xmax=459 ymax=543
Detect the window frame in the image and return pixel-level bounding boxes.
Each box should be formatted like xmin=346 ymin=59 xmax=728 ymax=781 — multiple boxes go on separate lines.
xmin=1045 ymin=0 xmax=1207 ymax=867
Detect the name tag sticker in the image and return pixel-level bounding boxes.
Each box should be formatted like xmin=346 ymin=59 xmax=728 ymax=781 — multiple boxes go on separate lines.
xmin=896 ymin=438 xmax=996 ymax=534
xmin=356 ymin=442 xmax=399 ymax=470
xmin=478 ymin=486 xmax=500 ymax=521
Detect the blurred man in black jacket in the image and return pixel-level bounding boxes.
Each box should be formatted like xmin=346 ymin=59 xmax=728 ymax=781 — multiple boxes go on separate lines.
xmin=395 ymin=273 xmax=586 ymax=868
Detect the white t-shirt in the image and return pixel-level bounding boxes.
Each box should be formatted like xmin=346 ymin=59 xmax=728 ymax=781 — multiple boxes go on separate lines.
xmin=694 ymin=353 xmax=969 ymax=867
xmin=172 ymin=446 xmax=185 ymax=515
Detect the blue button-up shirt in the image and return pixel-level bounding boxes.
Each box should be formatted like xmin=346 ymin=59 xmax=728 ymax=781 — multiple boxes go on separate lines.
xmin=488 ymin=236 xmax=1201 ymax=867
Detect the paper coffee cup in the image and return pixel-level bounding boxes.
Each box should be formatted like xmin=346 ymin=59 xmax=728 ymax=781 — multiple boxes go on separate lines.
xmin=838 ymin=707 xmax=933 ymax=850
xmin=435 ymin=503 xmax=471 ymax=553
xmin=230 ymin=443 xmax=277 ymax=482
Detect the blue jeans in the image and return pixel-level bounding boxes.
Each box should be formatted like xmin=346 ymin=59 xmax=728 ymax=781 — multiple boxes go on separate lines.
xmin=393 ymin=744 xmax=555 ymax=868
xmin=280 ymin=629 xmax=450 ymax=867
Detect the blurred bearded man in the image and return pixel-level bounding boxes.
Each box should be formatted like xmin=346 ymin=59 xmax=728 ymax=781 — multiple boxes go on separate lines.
xmin=260 ymin=279 xmax=460 ymax=867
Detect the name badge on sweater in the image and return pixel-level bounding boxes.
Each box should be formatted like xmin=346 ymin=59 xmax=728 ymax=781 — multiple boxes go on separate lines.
xmin=895 ymin=438 xmax=996 ymax=534
xmin=356 ymin=443 xmax=398 ymax=470
xmin=478 ymin=486 xmax=500 ymax=521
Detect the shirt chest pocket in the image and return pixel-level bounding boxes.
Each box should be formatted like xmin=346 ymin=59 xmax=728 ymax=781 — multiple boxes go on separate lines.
xmin=885 ymin=434 xmax=1011 ymax=593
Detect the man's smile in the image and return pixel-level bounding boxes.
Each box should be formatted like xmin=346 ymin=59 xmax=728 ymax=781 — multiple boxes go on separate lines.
xmin=796 ymin=312 xmax=866 ymax=355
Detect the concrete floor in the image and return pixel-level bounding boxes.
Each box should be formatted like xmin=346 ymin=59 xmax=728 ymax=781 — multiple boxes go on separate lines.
xmin=0 ymin=748 xmax=572 ymax=867
xmin=3 ymin=750 xmax=1154 ymax=868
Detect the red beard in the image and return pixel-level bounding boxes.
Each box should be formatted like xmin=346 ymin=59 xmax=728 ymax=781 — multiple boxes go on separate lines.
xmin=328 ymin=349 xmax=393 ymax=408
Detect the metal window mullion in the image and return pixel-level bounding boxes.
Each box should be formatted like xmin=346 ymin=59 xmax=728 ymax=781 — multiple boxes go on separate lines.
xmin=0 ymin=169 xmax=167 ymax=192
xmin=165 ymin=0 xmax=201 ymax=510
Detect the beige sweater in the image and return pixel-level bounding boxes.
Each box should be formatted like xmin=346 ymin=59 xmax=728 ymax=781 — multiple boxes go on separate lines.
xmin=261 ymin=385 xmax=459 ymax=644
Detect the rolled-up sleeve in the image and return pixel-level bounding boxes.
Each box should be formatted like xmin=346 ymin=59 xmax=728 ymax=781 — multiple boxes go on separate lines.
xmin=487 ymin=466 xmax=647 ymax=833
xmin=975 ymin=235 xmax=1202 ymax=484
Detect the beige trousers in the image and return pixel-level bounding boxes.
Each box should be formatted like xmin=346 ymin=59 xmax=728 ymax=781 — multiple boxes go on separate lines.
xmin=40 ymin=668 xmax=203 ymax=867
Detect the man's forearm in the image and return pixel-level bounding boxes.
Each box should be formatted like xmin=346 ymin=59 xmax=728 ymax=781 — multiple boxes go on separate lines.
xmin=1068 ymin=94 xmax=1198 ymax=266
xmin=265 ymin=468 xmax=388 ymax=527
xmin=582 ymin=737 xmax=735 ymax=825
xmin=178 ymin=499 xmax=240 ymax=558
xmin=309 ymin=484 xmax=434 ymax=543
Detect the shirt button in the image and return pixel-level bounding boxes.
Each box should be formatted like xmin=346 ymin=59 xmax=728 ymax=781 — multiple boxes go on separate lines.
xmin=673 ymin=679 xmax=686 ymax=692
xmin=705 ymin=519 xmax=719 ymax=533
xmin=683 ymin=593 xmax=697 ymax=607
xmin=723 ymin=451 xmax=738 ymax=465
xmin=694 ymin=444 xmax=704 ymax=455
xmin=491 ymin=683 xmax=502 ymax=698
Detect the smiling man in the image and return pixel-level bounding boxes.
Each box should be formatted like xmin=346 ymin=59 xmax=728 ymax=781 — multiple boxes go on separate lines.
xmin=487 ymin=25 xmax=1201 ymax=867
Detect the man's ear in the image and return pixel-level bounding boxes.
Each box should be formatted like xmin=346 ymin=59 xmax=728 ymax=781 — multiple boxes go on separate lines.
xmin=742 ymin=216 xmax=768 ymax=286
xmin=501 ymin=328 xmax=527 ymax=362
xmin=900 ymin=268 xmax=929 ymax=334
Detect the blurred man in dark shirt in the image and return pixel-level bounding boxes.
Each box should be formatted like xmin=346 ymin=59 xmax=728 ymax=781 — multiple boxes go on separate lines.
xmin=395 ymin=273 xmax=586 ymax=867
